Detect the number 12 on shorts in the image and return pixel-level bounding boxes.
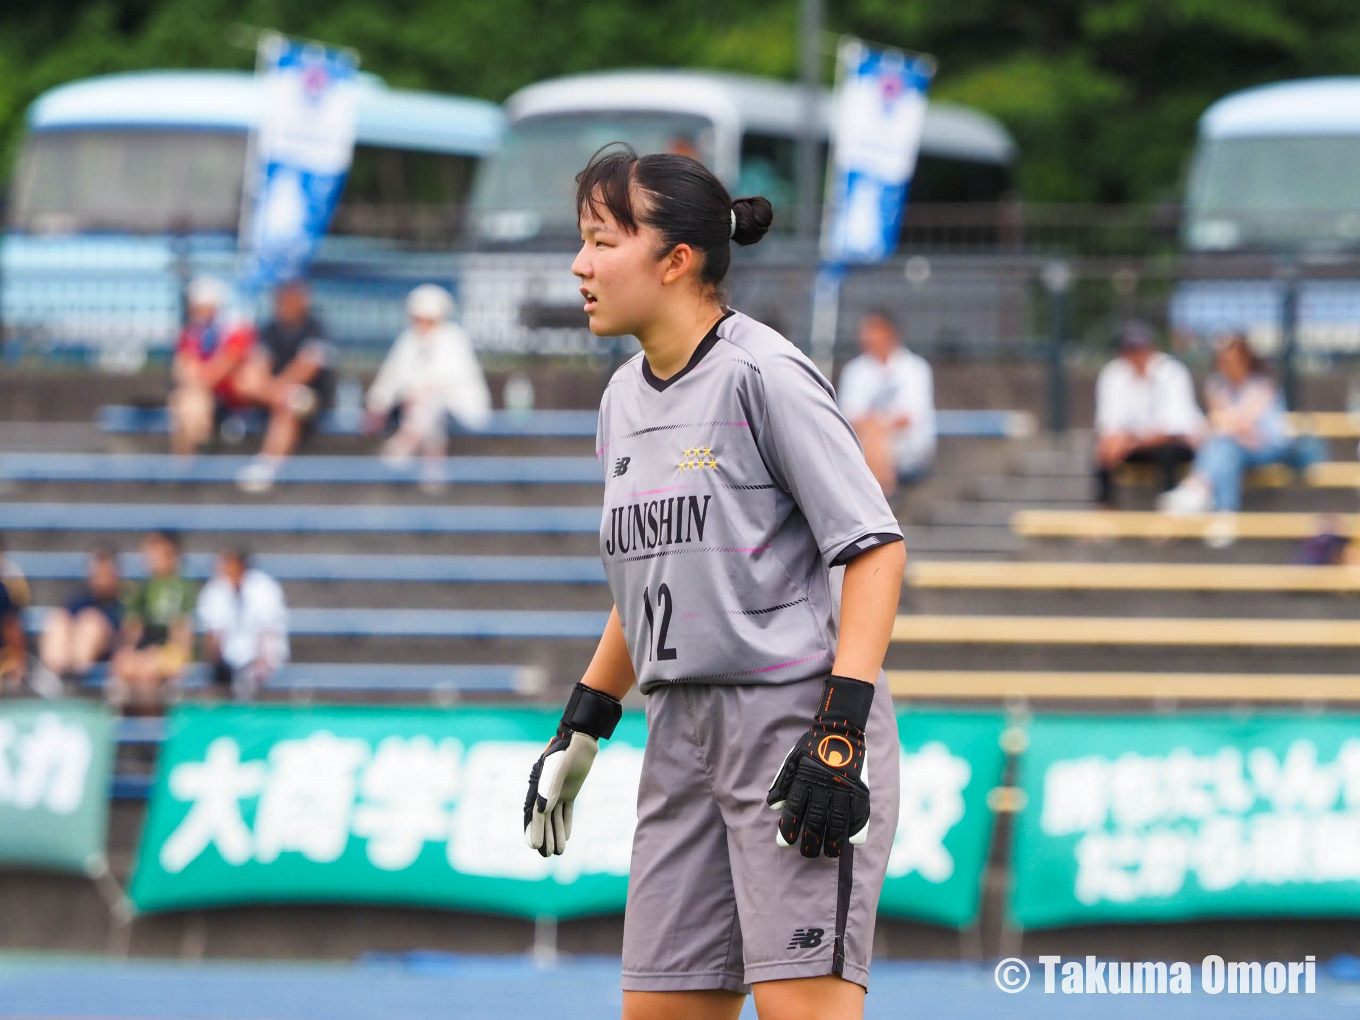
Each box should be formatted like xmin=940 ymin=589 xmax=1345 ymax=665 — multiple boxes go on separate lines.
xmin=642 ymin=584 xmax=678 ymax=661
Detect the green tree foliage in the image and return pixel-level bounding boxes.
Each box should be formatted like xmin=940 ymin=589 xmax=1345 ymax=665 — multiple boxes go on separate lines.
xmin=3 ymin=0 xmax=1360 ymax=201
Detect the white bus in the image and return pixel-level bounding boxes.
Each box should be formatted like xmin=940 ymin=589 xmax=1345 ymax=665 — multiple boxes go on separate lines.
xmin=1173 ymin=77 xmax=1360 ymax=353
xmin=4 ymin=70 xmax=504 ymax=361
xmin=461 ymin=70 xmax=1018 ymax=354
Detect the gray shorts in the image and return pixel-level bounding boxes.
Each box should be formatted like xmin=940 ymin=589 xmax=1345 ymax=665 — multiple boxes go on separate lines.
xmin=621 ymin=674 xmax=900 ymax=994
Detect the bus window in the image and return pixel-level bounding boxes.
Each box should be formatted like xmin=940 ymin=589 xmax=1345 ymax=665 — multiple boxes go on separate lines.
xmin=10 ymin=130 xmax=244 ymax=234
xmin=1184 ymin=135 xmax=1360 ymax=250
xmin=910 ymin=154 xmax=1011 ymax=203
xmin=471 ymin=112 xmax=716 ymax=242
xmin=737 ymin=132 xmax=826 ymax=234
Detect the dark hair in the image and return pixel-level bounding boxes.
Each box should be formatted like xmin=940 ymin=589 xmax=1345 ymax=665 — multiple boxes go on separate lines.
xmin=90 ymin=546 xmax=117 ymax=564
xmin=862 ymin=308 xmax=900 ymax=333
xmin=220 ymin=547 xmax=250 ymax=568
xmin=1216 ymin=331 xmax=1267 ymax=377
xmin=150 ymin=529 xmax=182 ymax=553
xmin=575 ymin=144 xmax=773 ymax=289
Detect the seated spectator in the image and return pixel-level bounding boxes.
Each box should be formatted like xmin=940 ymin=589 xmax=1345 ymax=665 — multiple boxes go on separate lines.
xmin=0 ymin=533 xmax=31 ymax=611
xmin=1160 ymin=333 xmax=1291 ymax=516
xmin=837 ymin=311 xmax=936 ymax=496
xmin=1094 ymin=320 xmax=1205 ymax=507
xmin=38 ymin=548 xmax=124 ymax=681
xmin=236 ymin=280 xmax=336 ymax=493
xmin=109 ymin=531 xmax=195 ymax=711
xmin=168 ymin=276 xmax=257 ymax=456
xmin=363 ymin=284 xmax=492 ymax=492
xmin=197 ymin=548 xmax=289 ymax=701
xmin=0 ymin=566 xmax=26 ymax=695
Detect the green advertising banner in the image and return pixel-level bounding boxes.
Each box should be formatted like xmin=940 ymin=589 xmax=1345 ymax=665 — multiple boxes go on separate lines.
xmin=1012 ymin=714 xmax=1360 ymax=929
xmin=132 ymin=704 xmax=1006 ymax=924
xmin=0 ymin=699 xmax=114 ymax=874
xmin=132 ymin=705 xmax=648 ymax=917
xmin=879 ymin=711 xmax=1007 ymax=928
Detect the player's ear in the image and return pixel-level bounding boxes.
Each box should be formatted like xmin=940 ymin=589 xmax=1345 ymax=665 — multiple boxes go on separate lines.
xmin=659 ymin=243 xmax=698 ymax=286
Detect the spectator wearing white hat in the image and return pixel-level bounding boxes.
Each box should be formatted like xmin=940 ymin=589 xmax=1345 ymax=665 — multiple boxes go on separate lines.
xmin=363 ymin=284 xmax=491 ymax=491
xmin=168 ymin=276 xmax=258 ymax=456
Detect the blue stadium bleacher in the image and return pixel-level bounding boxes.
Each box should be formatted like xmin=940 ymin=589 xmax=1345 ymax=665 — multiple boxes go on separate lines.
xmin=91 ymin=662 xmax=536 ymax=696
xmin=0 ymin=453 xmax=600 ymax=485
xmin=96 ymin=404 xmax=1035 ymax=440
xmin=0 ymin=503 xmax=600 ymax=533
xmin=29 ymin=606 xmax=611 ymax=638
xmin=8 ymin=551 xmax=607 ymax=583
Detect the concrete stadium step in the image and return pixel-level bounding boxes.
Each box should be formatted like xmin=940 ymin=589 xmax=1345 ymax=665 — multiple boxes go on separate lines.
xmin=907 ymin=559 xmax=1360 ymax=591
xmin=96 ymin=663 xmax=544 ymax=701
xmin=1013 ymin=508 xmax=1360 ymax=541
xmin=882 ymin=642 xmax=1358 ymax=674
xmin=97 ymin=406 xmax=603 ymax=439
xmin=904 ymin=587 xmax=1355 ymax=618
xmin=884 ymin=613 xmax=1360 ymax=674
xmin=284 ymin=636 xmax=595 ymax=680
xmin=886 ymin=669 xmax=1360 ymax=704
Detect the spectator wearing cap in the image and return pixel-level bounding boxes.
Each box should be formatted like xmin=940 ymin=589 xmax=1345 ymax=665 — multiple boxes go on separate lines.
xmin=837 ymin=310 xmax=936 ymax=497
xmin=197 ymin=548 xmax=289 ymax=701
xmin=363 ymin=284 xmax=491 ymax=491
xmin=1094 ymin=320 xmax=1205 ymax=508
xmin=168 ymin=276 xmax=258 ymax=456
xmin=235 ymin=280 xmax=336 ymax=493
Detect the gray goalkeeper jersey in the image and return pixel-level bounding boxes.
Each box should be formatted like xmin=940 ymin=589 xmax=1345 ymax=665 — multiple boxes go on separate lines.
xmin=596 ymin=310 xmax=903 ymax=693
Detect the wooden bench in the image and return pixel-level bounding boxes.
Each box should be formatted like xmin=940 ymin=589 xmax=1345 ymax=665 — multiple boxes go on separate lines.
xmin=887 ymin=669 xmax=1360 ymax=701
xmin=908 ymin=560 xmax=1360 ymax=591
xmin=1012 ymin=509 xmax=1356 ymax=541
xmin=891 ymin=614 xmax=1360 ymax=646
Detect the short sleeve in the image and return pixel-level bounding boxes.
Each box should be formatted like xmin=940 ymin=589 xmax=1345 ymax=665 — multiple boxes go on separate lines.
xmin=835 ymin=359 xmax=872 ymax=420
xmin=752 ymin=348 xmax=903 ymax=566
xmin=196 ymin=582 xmax=229 ymax=633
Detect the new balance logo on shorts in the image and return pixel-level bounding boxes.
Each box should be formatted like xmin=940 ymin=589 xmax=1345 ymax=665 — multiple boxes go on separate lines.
xmin=613 ymin=457 xmax=630 ymax=477
xmin=786 ymin=927 xmax=825 ymax=950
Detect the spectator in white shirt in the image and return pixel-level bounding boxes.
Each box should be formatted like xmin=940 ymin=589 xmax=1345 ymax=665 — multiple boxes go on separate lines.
xmin=837 ymin=311 xmax=936 ymax=497
xmin=1094 ymin=320 xmax=1205 ymax=507
xmin=363 ymin=284 xmax=492 ymax=492
xmin=197 ymin=549 xmax=289 ymax=700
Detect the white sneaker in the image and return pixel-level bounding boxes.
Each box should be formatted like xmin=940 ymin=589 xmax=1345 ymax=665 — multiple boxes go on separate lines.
xmin=1204 ymin=516 xmax=1238 ymax=550
xmin=236 ymin=459 xmax=278 ymax=494
xmin=1157 ymin=480 xmax=1212 ymax=515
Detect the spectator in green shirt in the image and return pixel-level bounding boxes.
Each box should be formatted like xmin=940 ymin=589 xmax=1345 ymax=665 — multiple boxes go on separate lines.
xmin=109 ymin=531 xmax=195 ymax=711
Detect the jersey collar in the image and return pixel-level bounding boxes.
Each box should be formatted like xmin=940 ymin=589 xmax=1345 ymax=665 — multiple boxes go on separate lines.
xmin=641 ymin=310 xmax=734 ymax=393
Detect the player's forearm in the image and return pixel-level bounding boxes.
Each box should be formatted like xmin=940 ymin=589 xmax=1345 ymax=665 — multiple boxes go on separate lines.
xmin=833 ymin=540 xmax=906 ymax=683
xmin=580 ymin=605 xmax=636 ymax=701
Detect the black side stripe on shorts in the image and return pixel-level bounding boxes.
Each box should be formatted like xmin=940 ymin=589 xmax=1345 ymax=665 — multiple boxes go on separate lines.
xmin=832 ymin=845 xmax=854 ymax=977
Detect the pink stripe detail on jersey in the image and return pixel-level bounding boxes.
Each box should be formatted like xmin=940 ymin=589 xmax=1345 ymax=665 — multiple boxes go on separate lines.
xmin=626 ymin=485 xmax=692 ymax=499
xmin=748 ymin=652 xmax=833 ymax=674
xmin=716 ymin=544 xmax=772 ymax=554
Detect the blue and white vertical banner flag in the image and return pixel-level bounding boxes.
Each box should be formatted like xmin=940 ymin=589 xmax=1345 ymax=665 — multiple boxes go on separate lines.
xmin=242 ymin=34 xmax=359 ymax=290
xmin=822 ymin=40 xmax=934 ymax=264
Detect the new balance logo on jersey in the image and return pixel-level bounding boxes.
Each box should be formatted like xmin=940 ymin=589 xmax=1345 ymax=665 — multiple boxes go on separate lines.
xmin=787 ymin=927 xmax=824 ymax=950
xmin=613 ymin=457 xmax=630 ymax=477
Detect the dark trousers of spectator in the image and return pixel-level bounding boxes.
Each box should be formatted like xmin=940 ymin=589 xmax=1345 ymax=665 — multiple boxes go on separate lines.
xmin=1095 ymin=440 xmax=1195 ymax=506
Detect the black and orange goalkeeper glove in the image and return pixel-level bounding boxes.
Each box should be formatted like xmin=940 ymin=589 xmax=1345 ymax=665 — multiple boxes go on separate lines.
xmin=765 ymin=675 xmax=873 ymax=858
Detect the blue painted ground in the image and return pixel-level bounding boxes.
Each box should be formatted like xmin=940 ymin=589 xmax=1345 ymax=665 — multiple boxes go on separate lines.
xmin=1 ymin=955 xmax=1358 ymax=1019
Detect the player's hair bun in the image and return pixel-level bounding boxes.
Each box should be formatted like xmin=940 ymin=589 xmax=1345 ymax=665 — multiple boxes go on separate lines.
xmin=730 ymin=197 xmax=773 ymax=246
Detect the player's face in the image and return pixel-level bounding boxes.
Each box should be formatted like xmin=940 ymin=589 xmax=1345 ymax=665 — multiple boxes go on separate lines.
xmin=572 ymin=201 xmax=667 ymax=338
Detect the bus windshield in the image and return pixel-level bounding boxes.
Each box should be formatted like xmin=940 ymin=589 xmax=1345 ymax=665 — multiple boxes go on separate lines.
xmin=10 ymin=129 xmax=245 ymax=234
xmin=1184 ymin=135 xmax=1360 ymax=250
xmin=470 ymin=111 xmax=716 ymax=242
